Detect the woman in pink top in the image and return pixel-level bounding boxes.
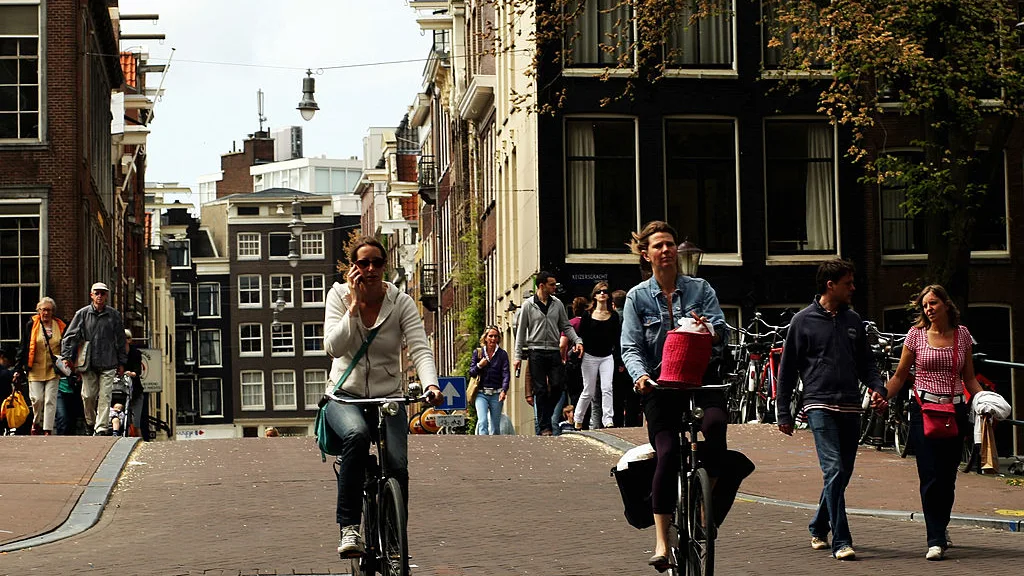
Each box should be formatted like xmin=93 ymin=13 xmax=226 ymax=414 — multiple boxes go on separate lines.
xmin=885 ymin=284 xmax=983 ymax=561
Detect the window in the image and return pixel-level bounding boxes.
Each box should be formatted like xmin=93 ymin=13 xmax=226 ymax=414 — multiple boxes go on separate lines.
xmin=197 ymin=283 xmax=221 ymax=318
xmin=0 ymin=213 xmax=40 ymax=347
xmin=0 ymin=2 xmax=41 ymax=141
xmin=171 ymin=283 xmax=192 ymax=317
xmin=302 ymin=274 xmax=325 ymax=306
xmin=565 ymin=118 xmax=637 ymax=252
xmin=199 ymin=378 xmax=223 ymax=417
xmin=239 ymin=323 xmax=263 ymax=357
xmin=166 ymin=239 xmax=191 ymax=268
xmin=565 ymin=0 xmax=633 ymax=67
xmin=879 ymin=150 xmax=928 ymax=256
xmin=237 ymin=232 xmax=260 ymax=260
xmin=969 ymin=151 xmax=1008 ymax=253
xmin=269 ymin=232 xmax=291 ymax=257
xmin=665 ymin=119 xmax=738 ymax=254
xmin=238 ymin=274 xmax=262 ymax=307
xmin=301 ymin=231 xmax=324 ymax=258
xmin=269 ymin=274 xmax=294 ymax=307
xmin=272 ymin=370 xmax=297 ymax=410
xmin=198 ymin=329 xmax=222 ymax=367
xmin=240 ymin=371 xmax=265 ymax=410
xmin=177 ymin=328 xmax=195 ymax=365
xmin=764 ymin=120 xmax=837 ymax=256
xmin=303 ymin=322 xmax=325 ymax=356
xmin=761 ymin=0 xmax=827 ymax=70
xmin=237 ymin=206 xmax=259 ymax=216
xmin=304 ymin=369 xmax=328 ymax=409
xmin=271 ymin=322 xmax=295 ymax=355
xmin=301 ymin=205 xmax=323 ymax=215
xmin=665 ymin=0 xmax=733 ymax=68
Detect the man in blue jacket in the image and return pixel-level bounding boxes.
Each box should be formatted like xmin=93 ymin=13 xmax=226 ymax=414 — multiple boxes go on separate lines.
xmin=776 ymin=259 xmax=887 ymax=561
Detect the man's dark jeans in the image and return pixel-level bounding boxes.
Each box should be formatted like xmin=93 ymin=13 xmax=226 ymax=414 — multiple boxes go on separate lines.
xmin=806 ymin=409 xmax=860 ymax=555
xmin=528 ymin=349 xmax=563 ymax=435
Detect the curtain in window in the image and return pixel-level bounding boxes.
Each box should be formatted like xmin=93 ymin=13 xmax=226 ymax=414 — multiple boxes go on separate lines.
xmin=671 ymin=1 xmax=732 ymax=65
xmin=881 ymin=189 xmax=910 ymax=252
xmin=599 ymin=0 xmax=630 ymax=64
xmin=805 ymin=125 xmax=834 ymax=251
xmin=570 ymin=1 xmax=599 ymax=64
xmin=568 ymin=123 xmax=597 ymax=249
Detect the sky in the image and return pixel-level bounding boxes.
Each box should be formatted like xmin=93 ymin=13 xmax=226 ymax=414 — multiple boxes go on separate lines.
xmin=118 ymin=0 xmax=434 ymax=191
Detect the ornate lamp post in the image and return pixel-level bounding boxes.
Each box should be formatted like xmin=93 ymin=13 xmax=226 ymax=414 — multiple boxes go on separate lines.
xmin=678 ymin=239 xmax=704 ymax=277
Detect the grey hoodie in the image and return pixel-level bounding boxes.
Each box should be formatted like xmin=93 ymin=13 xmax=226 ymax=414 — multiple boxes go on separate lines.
xmin=513 ymin=294 xmax=581 ymax=362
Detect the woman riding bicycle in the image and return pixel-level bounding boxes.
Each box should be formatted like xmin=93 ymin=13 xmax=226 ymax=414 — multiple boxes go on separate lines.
xmin=620 ymin=221 xmax=753 ymax=572
xmin=323 ymin=236 xmax=443 ymax=558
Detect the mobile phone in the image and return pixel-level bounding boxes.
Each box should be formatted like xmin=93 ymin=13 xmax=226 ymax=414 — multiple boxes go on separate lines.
xmin=515 ymin=365 xmax=521 ymax=378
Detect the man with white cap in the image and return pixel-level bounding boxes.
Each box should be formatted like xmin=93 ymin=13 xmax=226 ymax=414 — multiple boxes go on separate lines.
xmin=61 ymin=282 xmax=127 ymax=435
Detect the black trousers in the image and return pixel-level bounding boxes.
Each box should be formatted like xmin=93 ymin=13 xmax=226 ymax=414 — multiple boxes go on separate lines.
xmin=528 ymin=349 xmax=563 ymax=434
xmin=910 ymin=402 xmax=970 ymax=548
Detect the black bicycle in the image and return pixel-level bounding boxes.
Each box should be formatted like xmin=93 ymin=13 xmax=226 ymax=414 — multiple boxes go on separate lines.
xmin=325 ymin=382 xmax=430 ymax=576
xmin=655 ymin=382 xmax=730 ymax=576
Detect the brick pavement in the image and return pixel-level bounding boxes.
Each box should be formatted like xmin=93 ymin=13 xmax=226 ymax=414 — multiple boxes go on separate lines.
xmin=0 ymin=432 xmax=1021 ymax=576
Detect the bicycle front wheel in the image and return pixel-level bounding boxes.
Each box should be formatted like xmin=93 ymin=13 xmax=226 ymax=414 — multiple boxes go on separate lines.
xmin=379 ymin=477 xmax=409 ymax=576
xmin=892 ymin=399 xmax=911 ymax=458
xmin=351 ymin=491 xmax=376 ymax=576
xmin=686 ymin=468 xmax=715 ymax=576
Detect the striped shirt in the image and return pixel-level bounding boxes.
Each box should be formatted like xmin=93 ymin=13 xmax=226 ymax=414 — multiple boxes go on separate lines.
xmin=906 ymin=325 xmax=972 ymax=396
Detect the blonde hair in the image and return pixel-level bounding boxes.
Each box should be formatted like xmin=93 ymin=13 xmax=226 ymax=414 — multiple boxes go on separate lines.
xmin=36 ymin=296 xmax=56 ymax=312
xmin=478 ymin=325 xmax=501 ymax=348
xmin=912 ymin=284 xmax=960 ymax=329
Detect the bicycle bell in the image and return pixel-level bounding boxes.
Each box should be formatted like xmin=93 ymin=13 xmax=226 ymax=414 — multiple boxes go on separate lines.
xmin=407 ymin=382 xmax=423 ymax=397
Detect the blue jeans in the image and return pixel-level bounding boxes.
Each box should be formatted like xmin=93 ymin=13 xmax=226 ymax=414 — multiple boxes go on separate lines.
xmin=474 ymin=390 xmax=503 ymax=435
xmin=532 ymin=390 xmax=566 ymax=436
xmin=805 ymin=409 xmax=860 ymax=554
xmin=323 ymin=400 xmax=408 ymax=527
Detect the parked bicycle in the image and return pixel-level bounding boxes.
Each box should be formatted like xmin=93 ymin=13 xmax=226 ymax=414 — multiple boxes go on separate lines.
xmin=324 ymin=382 xmax=431 ymax=576
xmin=726 ymin=313 xmax=790 ymax=424
xmin=858 ymin=322 xmax=911 ymax=457
xmin=655 ymin=382 xmax=730 ymax=576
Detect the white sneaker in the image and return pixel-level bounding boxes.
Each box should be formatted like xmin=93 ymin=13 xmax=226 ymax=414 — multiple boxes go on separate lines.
xmin=338 ymin=525 xmax=364 ymax=558
xmin=810 ymin=536 xmax=829 ymax=550
xmin=834 ymin=546 xmax=856 ymax=560
xmin=926 ymin=546 xmax=944 ymax=561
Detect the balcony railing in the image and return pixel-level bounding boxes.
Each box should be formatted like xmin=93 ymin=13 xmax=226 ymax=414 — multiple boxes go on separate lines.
xmin=417 ymin=155 xmax=437 ymax=205
xmin=420 ymin=263 xmax=438 ymax=312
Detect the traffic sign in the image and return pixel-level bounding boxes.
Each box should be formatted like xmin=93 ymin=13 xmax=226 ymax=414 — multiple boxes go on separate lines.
xmin=434 ymin=414 xmax=466 ymax=427
xmin=437 ymin=376 xmax=467 ymax=411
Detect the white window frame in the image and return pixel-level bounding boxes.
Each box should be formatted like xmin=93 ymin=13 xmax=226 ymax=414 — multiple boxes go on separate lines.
xmin=0 ymin=0 xmax=43 ymax=143
xmin=763 ymin=117 xmax=841 ymax=265
xmin=179 ymin=328 xmax=195 ymax=365
xmin=240 ymin=370 xmax=265 ymax=411
xmin=171 ymin=282 xmax=193 ymax=317
xmin=662 ymin=115 xmax=743 ymax=265
xmin=302 ymin=322 xmax=325 ymax=356
xmin=269 ymin=274 xmax=294 ymax=308
xmin=271 ymin=322 xmax=295 ymax=356
xmin=237 ymin=274 xmax=262 ymax=308
xmin=304 ymin=369 xmax=328 ymax=410
xmin=300 ymin=231 xmax=324 ymax=259
xmin=663 ymin=0 xmax=737 ymax=77
xmin=268 ymin=232 xmax=291 ymax=259
xmin=301 ymin=273 xmax=326 ymax=307
xmin=562 ymin=114 xmax=642 ymax=265
xmin=561 ymin=0 xmax=636 ymax=75
xmin=238 ymin=322 xmax=263 ymax=357
xmin=272 ymin=370 xmax=297 ymax=410
xmin=197 ymin=282 xmax=221 ymax=318
xmin=237 ymin=232 xmax=261 ymax=260
xmin=167 ymin=238 xmax=192 ymax=269
xmin=199 ymin=378 xmax=224 ymax=418
xmin=198 ymin=329 xmax=222 ymax=368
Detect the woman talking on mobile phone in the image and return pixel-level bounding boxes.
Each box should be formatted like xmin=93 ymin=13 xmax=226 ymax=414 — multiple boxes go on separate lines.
xmin=322 ymin=236 xmax=444 ymax=558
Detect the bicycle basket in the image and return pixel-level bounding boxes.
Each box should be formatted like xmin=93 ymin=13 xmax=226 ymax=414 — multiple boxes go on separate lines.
xmin=610 ymin=443 xmax=657 ymax=529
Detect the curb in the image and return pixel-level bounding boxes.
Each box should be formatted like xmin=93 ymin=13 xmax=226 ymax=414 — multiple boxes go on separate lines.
xmin=0 ymin=437 xmax=141 ymax=552
xmin=572 ymin=430 xmax=1024 ymax=533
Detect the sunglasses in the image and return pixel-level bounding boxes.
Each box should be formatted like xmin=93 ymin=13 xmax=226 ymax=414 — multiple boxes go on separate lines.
xmin=595 ymin=289 xmax=610 ymax=295
xmin=355 ymin=257 xmax=386 ymax=269
xmin=37 ymin=308 xmax=54 ymax=312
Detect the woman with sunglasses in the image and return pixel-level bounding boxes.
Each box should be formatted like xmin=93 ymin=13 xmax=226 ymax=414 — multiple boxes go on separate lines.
xmin=469 ymin=326 xmax=510 ymax=435
xmin=14 ymin=297 xmax=66 ymax=435
xmin=323 ymin=236 xmax=444 ymax=558
xmin=572 ymin=282 xmax=620 ymax=429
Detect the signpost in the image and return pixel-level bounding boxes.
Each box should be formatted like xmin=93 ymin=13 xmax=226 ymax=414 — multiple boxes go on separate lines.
xmin=139 ymin=348 xmax=163 ymax=393
xmin=437 ymin=376 xmax=467 ymax=411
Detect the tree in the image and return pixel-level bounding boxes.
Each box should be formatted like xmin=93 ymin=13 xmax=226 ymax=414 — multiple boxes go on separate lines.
xmin=765 ymin=0 xmax=1024 ymax=313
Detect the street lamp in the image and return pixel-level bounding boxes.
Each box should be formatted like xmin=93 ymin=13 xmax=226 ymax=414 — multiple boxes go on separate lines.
xmin=296 ymin=69 xmax=319 ymax=121
xmin=678 ymin=239 xmax=704 ymax=277
xmin=271 ymin=289 xmax=286 ymax=330
xmin=287 ymin=198 xmax=305 ymax=268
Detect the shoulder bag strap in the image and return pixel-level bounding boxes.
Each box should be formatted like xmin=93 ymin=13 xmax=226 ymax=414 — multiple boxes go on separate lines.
xmin=328 ymin=326 xmax=381 ymax=395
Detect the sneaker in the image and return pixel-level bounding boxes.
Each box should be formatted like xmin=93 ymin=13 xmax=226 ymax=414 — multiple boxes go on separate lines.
xmin=834 ymin=546 xmax=856 ymax=560
xmin=926 ymin=546 xmax=944 ymax=561
xmin=810 ymin=536 xmax=829 ymax=550
xmin=338 ymin=525 xmax=364 ymax=558
xmin=944 ymin=530 xmax=953 ymax=548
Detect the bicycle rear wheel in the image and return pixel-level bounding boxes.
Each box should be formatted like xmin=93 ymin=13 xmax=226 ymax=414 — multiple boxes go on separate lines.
xmin=667 ymin=472 xmax=688 ymax=576
xmin=379 ymin=477 xmax=409 ymax=576
xmin=686 ymin=468 xmax=715 ymax=576
xmin=892 ymin=399 xmax=911 ymax=458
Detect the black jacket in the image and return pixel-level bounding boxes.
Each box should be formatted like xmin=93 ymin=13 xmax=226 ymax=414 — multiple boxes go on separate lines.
xmin=776 ymin=297 xmax=884 ymax=427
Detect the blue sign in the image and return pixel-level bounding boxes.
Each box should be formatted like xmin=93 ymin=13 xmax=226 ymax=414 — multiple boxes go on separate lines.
xmin=437 ymin=376 xmax=467 ymax=411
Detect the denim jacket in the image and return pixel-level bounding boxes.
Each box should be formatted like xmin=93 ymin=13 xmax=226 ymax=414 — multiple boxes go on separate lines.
xmin=620 ymin=275 xmax=728 ymax=384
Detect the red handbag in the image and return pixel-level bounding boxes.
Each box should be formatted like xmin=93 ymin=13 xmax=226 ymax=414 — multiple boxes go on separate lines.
xmin=913 ymin=330 xmax=960 ymax=440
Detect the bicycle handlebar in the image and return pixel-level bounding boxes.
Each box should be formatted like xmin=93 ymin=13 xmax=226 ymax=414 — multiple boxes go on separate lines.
xmin=322 ymin=391 xmax=435 ymax=407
